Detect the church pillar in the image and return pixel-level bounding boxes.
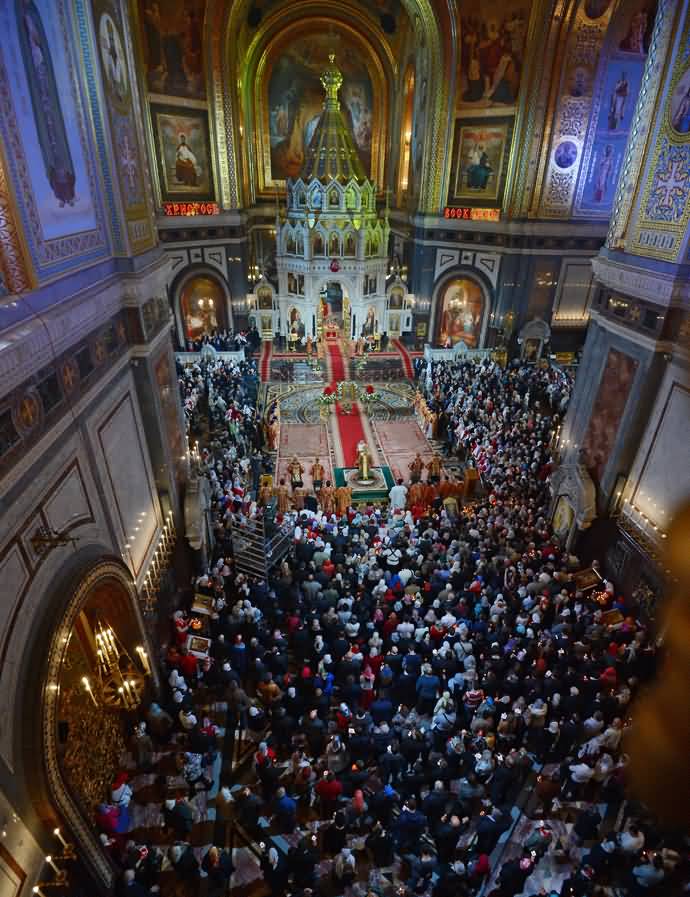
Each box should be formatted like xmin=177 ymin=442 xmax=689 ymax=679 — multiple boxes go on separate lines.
xmin=555 ymin=0 xmax=690 ymax=564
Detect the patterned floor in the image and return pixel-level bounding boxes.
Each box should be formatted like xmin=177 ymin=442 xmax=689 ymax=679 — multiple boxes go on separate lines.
xmin=372 ymin=418 xmax=438 ymax=484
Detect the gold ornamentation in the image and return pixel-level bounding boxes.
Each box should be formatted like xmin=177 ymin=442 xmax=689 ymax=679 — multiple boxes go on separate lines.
xmin=14 ymin=392 xmax=41 ymax=433
xmin=606 ymin=0 xmax=676 ymax=248
xmin=0 ymin=143 xmax=32 ymax=293
xmin=629 ymin=4 xmax=690 ymax=260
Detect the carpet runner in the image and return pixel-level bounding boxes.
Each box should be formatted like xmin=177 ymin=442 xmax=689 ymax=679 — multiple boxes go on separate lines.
xmin=259 ymin=341 xmax=272 ymax=382
xmin=326 ymin=341 xmax=366 ymax=467
xmin=392 ymin=338 xmax=415 ymax=379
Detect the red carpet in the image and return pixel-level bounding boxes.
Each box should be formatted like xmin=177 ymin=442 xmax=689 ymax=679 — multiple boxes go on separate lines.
xmin=393 ymin=338 xmax=414 ymax=379
xmin=327 ymin=342 xmax=366 ymax=467
xmin=259 ymin=341 xmax=272 ymax=381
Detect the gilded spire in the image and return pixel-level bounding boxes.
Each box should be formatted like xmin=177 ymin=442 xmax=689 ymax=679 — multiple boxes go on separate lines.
xmin=298 ymin=53 xmax=367 ymax=183
xmin=320 ymin=53 xmax=343 ymax=106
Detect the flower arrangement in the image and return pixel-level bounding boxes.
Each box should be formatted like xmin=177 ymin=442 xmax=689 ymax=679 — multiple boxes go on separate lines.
xmin=317 ymin=386 xmax=337 ymax=407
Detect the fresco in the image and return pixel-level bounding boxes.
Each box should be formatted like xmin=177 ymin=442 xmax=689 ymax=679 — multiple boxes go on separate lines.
xmin=435 ymin=277 xmax=485 ymax=348
xmin=458 ymin=1 xmax=531 ymax=114
xmin=93 ymin=0 xmax=149 ymax=232
xmin=575 ymin=2 xmax=656 ymax=218
xmin=0 ymin=0 xmax=97 ymax=241
xmin=580 ymin=141 xmax=623 ymax=210
xmin=581 ymin=348 xmax=638 ymax=484
xmin=151 ymin=104 xmax=213 ymax=200
xmin=451 ymin=121 xmax=509 ymax=202
xmin=267 ymin=34 xmax=374 ymax=181
xmin=138 ymin=1 xmax=205 ymax=99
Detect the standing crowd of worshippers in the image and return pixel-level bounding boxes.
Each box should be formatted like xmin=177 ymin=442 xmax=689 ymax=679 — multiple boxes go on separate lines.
xmin=100 ymin=356 xmax=686 ymax=897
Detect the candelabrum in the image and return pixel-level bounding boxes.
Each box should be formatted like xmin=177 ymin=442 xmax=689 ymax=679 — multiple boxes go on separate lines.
xmin=141 ymin=511 xmax=176 ymax=615
xmin=34 ymin=839 xmax=77 ymax=893
xmin=93 ymin=619 xmax=150 ymax=711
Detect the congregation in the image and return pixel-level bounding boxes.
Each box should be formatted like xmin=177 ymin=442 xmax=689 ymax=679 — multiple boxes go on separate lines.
xmin=99 ymin=356 xmax=685 ymax=897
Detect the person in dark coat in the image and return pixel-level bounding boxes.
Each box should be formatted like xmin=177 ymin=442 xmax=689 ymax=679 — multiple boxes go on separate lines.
xmin=201 ymin=846 xmax=234 ymax=897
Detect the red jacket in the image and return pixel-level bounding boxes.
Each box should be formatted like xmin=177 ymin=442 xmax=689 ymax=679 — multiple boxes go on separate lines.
xmin=316 ymin=778 xmax=343 ymax=802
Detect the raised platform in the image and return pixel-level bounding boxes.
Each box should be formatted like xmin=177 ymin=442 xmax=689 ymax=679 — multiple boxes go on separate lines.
xmin=334 ymin=465 xmax=395 ymax=504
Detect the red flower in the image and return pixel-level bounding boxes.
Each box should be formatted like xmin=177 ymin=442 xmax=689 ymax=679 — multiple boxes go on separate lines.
xmin=366 ymin=385 xmax=374 ymax=395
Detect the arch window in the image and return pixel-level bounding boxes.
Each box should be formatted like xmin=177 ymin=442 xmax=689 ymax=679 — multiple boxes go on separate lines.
xmin=313 ymin=231 xmax=325 ymax=256
xmin=329 ymin=232 xmax=341 ymax=256
xmin=344 ymin=231 xmax=356 ymax=257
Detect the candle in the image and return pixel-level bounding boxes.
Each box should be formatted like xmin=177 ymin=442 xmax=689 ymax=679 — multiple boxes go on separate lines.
xmin=53 ymin=828 xmax=68 ymax=849
xmin=81 ymin=677 xmax=98 ymax=707
xmin=136 ymin=646 xmax=151 ymax=675
xmin=45 ymin=855 xmax=61 ymax=876
xmin=33 ymin=888 xmax=47 ymax=897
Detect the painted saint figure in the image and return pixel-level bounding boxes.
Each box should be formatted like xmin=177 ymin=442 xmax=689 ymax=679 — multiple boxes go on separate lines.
xmin=593 ymin=145 xmax=614 ymax=202
xmin=467 ymin=145 xmax=492 ymax=190
xmin=671 ymin=85 xmax=690 ymax=134
xmin=608 ymin=73 xmax=629 ymax=131
xmin=175 ymin=133 xmax=200 ymax=186
xmin=17 ymin=0 xmax=76 ymax=206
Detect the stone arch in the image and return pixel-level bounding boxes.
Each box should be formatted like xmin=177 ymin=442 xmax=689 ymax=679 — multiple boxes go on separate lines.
xmin=170 ymin=265 xmax=232 ymax=347
xmin=429 ymin=268 xmax=493 ymax=348
xmin=20 ymin=552 xmax=154 ymax=889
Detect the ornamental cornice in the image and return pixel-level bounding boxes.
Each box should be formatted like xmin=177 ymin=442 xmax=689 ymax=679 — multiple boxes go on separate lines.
xmin=0 ymin=258 xmax=171 ymax=398
xmin=591 ymin=255 xmax=690 ymax=306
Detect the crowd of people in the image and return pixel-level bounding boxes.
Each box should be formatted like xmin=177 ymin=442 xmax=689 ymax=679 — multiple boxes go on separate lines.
xmin=100 ymin=356 xmax=685 ymax=897
xmin=182 ymin=326 xmax=261 ymax=354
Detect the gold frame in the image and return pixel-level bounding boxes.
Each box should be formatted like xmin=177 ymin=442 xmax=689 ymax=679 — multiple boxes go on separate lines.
xmin=252 ymin=17 xmax=388 ymax=196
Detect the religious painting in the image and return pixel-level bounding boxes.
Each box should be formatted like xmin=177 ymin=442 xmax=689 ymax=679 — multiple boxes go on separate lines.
xmin=151 ymin=104 xmax=214 ymax=200
xmin=154 ymin=349 xmax=185 ymax=490
xmin=567 ymin=66 xmax=592 ymax=97
xmin=457 ymin=1 xmax=531 ymax=114
xmin=362 ymin=306 xmax=377 ymax=337
xmin=554 ymin=140 xmax=578 ymax=169
xmin=600 ymin=64 xmax=643 ymax=134
xmin=669 ymin=66 xmax=690 ymax=135
xmin=617 ymin=1 xmax=657 ymax=55
xmin=265 ymin=33 xmax=375 ymax=182
xmin=289 ymin=307 xmax=305 ymax=338
xmin=573 ymin=22 xmax=648 ymax=219
xmin=451 ymin=121 xmax=509 ymax=202
xmin=435 ymin=277 xmax=485 ymax=348
xmin=257 ymin=285 xmax=273 ymax=310
xmin=584 ymin=0 xmax=612 ymax=19
xmin=552 ymin=495 xmax=575 ymax=539
xmin=579 ymin=139 xmax=624 ymax=212
xmin=137 ymin=0 xmax=205 ymax=99
xmin=388 ymin=287 xmax=404 ymax=309
xmin=179 ymin=274 xmax=225 ymax=340
xmin=581 ymin=348 xmax=638 ymax=483
xmin=0 ymin=0 xmax=98 ymax=241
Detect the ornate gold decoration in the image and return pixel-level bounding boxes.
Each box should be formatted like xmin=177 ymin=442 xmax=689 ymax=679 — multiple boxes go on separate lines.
xmin=607 ymin=0 xmax=678 ymax=250
xmin=629 ymin=4 xmax=690 ymax=261
xmin=0 ymin=143 xmax=32 ymax=293
xmin=43 ymin=562 xmax=148 ymax=888
xmin=538 ymin=3 xmax=612 ymax=218
xmin=61 ymin=358 xmax=79 ymax=394
xmin=13 ymin=391 xmax=41 ymax=433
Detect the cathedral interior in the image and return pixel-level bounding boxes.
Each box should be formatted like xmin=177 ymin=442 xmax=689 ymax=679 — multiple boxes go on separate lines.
xmin=0 ymin=0 xmax=689 ymax=895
